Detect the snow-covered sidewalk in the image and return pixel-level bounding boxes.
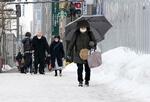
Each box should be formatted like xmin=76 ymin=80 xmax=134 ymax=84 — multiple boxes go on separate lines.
xmin=0 ymin=47 xmax=150 ymax=102
xmin=0 ymin=71 xmax=142 ymax=102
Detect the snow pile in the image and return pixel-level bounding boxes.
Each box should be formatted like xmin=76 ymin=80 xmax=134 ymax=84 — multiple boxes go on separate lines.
xmin=120 ymin=54 xmax=150 ymax=84
xmin=92 ymin=47 xmax=150 ymax=101
xmin=64 ymin=63 xmax=77 ymax=72
xmin=95 ymin=47 xmax=138 ymax=83
xmin=2 ymin=65 xmax=13 ymax=72
xmin=97 ymin=47 xmax=150 ymax=85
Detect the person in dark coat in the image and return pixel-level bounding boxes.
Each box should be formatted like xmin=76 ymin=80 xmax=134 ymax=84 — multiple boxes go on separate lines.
xmin=16 ymin=51 xmax=23 ymax=71
xmin=32 ymin=32 xmax=50 ymax=74
xmin=49 ymin=35 xmax=65 ymax=76
xmin=67 ymin=20 xmax=97 ymax=87
xmin=22 ymin=32 xmax=32 ymax=73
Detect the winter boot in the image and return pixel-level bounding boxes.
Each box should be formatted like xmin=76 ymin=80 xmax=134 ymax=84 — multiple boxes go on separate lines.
xmin=55 ymin=70 xmax=58 ymax=76
xmin=59 ymin=70 xmax=62 ymax=76
xmin=34 ymin=69 xmax=37 ymax=74
xmin=78 ymin=81 xmax=83 ymax=87
xmin=85 ymin=81 xmax=89 ymax=87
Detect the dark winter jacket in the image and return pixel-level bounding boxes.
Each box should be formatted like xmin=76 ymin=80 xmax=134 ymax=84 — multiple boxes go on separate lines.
xmin=32 ymin=36 xmax=50 ymax=59
xmin=22 ymin=37 xmax=32 ymax=53
xmin=49 ymin=41 xmax=65 ymax=68
xmin=67 ymin=30 xmax=97 ymax=64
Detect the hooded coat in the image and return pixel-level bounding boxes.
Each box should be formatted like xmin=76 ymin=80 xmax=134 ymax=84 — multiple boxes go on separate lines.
xmin=67 ymin=20 xmax=97 ymax=64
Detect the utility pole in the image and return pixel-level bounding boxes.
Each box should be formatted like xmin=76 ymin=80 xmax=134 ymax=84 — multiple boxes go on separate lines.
xmin=16 ymin=16 xmax=19 ymax=40
xmin=0 ymin=4 xmax=6 ymax=66
xmin=15 ymin=4 xmax=21 ymax=40
xmin=20 ymin=25 xmax=23 ymax=41
xmin=1 ymin=4 xmax=5 ymax=57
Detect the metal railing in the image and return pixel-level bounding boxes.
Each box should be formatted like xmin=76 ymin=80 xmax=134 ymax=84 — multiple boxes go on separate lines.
xmin=98 ymin=0 xmax=150 ymax=54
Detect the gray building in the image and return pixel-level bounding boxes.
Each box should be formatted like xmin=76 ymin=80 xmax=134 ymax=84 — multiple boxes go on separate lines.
xmin=96 ymin=0 xmax=150 ymax=54
xmin=33 ymin=0 xmax=52 ymax=42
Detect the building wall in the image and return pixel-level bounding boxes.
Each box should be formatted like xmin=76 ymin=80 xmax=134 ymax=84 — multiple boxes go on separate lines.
xmin=33 ymin=1 xmax=42 ymax=35
xmin=97 ymin=0 xmax=150 ymax=54
xmin=42 ymin=3 xmax=52 ymax=42
xmin=32 ymin=0 xmax=52 ymax=42
xmin=86 ymin=0 xmax=98 ymax=15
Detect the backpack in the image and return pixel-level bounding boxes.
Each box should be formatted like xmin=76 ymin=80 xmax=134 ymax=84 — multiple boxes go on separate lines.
xmin=23 ymin=38 xmax=32 ymax=52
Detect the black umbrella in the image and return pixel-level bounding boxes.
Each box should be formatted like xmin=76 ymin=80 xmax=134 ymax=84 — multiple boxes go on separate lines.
xmin=65 ymin=15 xmax=112 ymax=42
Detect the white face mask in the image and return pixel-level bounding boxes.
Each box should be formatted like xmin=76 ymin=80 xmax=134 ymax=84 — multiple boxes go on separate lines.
xmin=54 ymin=39 xmax=59 ymax=42
xmin=37 ymin=36 xmax=42 ymax=39
xmin=80 ymin=28 xmax=87 ymax=33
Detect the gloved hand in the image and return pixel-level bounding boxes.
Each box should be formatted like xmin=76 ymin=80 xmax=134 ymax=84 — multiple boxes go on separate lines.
xmin=46 ymin=55 xmax=51 ymax=64
xmin=89 ymin=41 xmax=95 ymax=48
xmin=89 ymin=41 xmax=96 ymax=50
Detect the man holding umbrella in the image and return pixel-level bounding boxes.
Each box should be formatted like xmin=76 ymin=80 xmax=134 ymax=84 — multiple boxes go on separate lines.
xmin=67 ymin=20 xmax=97 ymax=87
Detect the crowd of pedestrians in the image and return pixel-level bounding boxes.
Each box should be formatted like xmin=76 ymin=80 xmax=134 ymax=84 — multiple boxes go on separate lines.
xmin=15 ymin=20 xmax=97 ymax=87
xmin=16 ymin=32 xmax=64 ymax=76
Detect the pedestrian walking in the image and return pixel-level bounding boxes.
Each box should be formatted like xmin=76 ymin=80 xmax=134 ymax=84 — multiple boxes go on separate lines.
xmin=49 ymin=35 xmax=65 ymax=76
xmin=32 ymin=32 xmax=50 ymax=74
xmin=22 ymin=32 xmax=33 ymax=73
xmin=66 ymin=20 xmax=97 ymax=87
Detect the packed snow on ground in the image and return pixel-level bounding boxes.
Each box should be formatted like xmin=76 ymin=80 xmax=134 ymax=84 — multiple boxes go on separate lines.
xmin=2 ymin=65 xmax=14 ymax=72
xmin=0 ymin=47 xmax=150 ymax=102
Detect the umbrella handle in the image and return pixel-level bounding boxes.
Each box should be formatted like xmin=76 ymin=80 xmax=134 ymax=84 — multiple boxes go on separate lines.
xmin=89 ymin=49 xmax=95 ymax=55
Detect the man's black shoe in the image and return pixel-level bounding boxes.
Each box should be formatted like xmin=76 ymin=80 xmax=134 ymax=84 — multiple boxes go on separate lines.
xmin=78 ymin=81 xmax=83 ymax=87
xmin=39 ymin=72 xmax=45 ymax=74
xmin=34 ymin=71 xmax=37 ymax=74
xmin=85 ymin=81 xmax=89 ymax=86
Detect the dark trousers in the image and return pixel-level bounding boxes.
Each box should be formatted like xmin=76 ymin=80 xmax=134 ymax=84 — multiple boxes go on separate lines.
xmin=34 ymin=57 xmax=45 ymax=74
xmin=77 ymin=62 xmax=91 ymax=82
xmin=23 ymin=53 xmax=32 ymax=73
xmin=51 ymin=57 xmax=63 ymax=68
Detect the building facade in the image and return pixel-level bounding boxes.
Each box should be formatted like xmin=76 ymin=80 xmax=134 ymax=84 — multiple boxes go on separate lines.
xmin=96 ymin=0 xmax=150 ymax=54
xmin=32 ymin=0 xmax=52 ymax=42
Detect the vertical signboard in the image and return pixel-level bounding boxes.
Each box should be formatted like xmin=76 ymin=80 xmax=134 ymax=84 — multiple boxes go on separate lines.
xmin=51 ymin=1 xmax=59 ymax=36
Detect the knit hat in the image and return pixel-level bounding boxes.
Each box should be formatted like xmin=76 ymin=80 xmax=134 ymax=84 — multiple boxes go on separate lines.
xmin=54 ymin=35 xmax=60 ymax=39
xmin=77 ymin=20 xmax=90 ymax=28
xmin=25 ymin=32 xmax=31 ymax=37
